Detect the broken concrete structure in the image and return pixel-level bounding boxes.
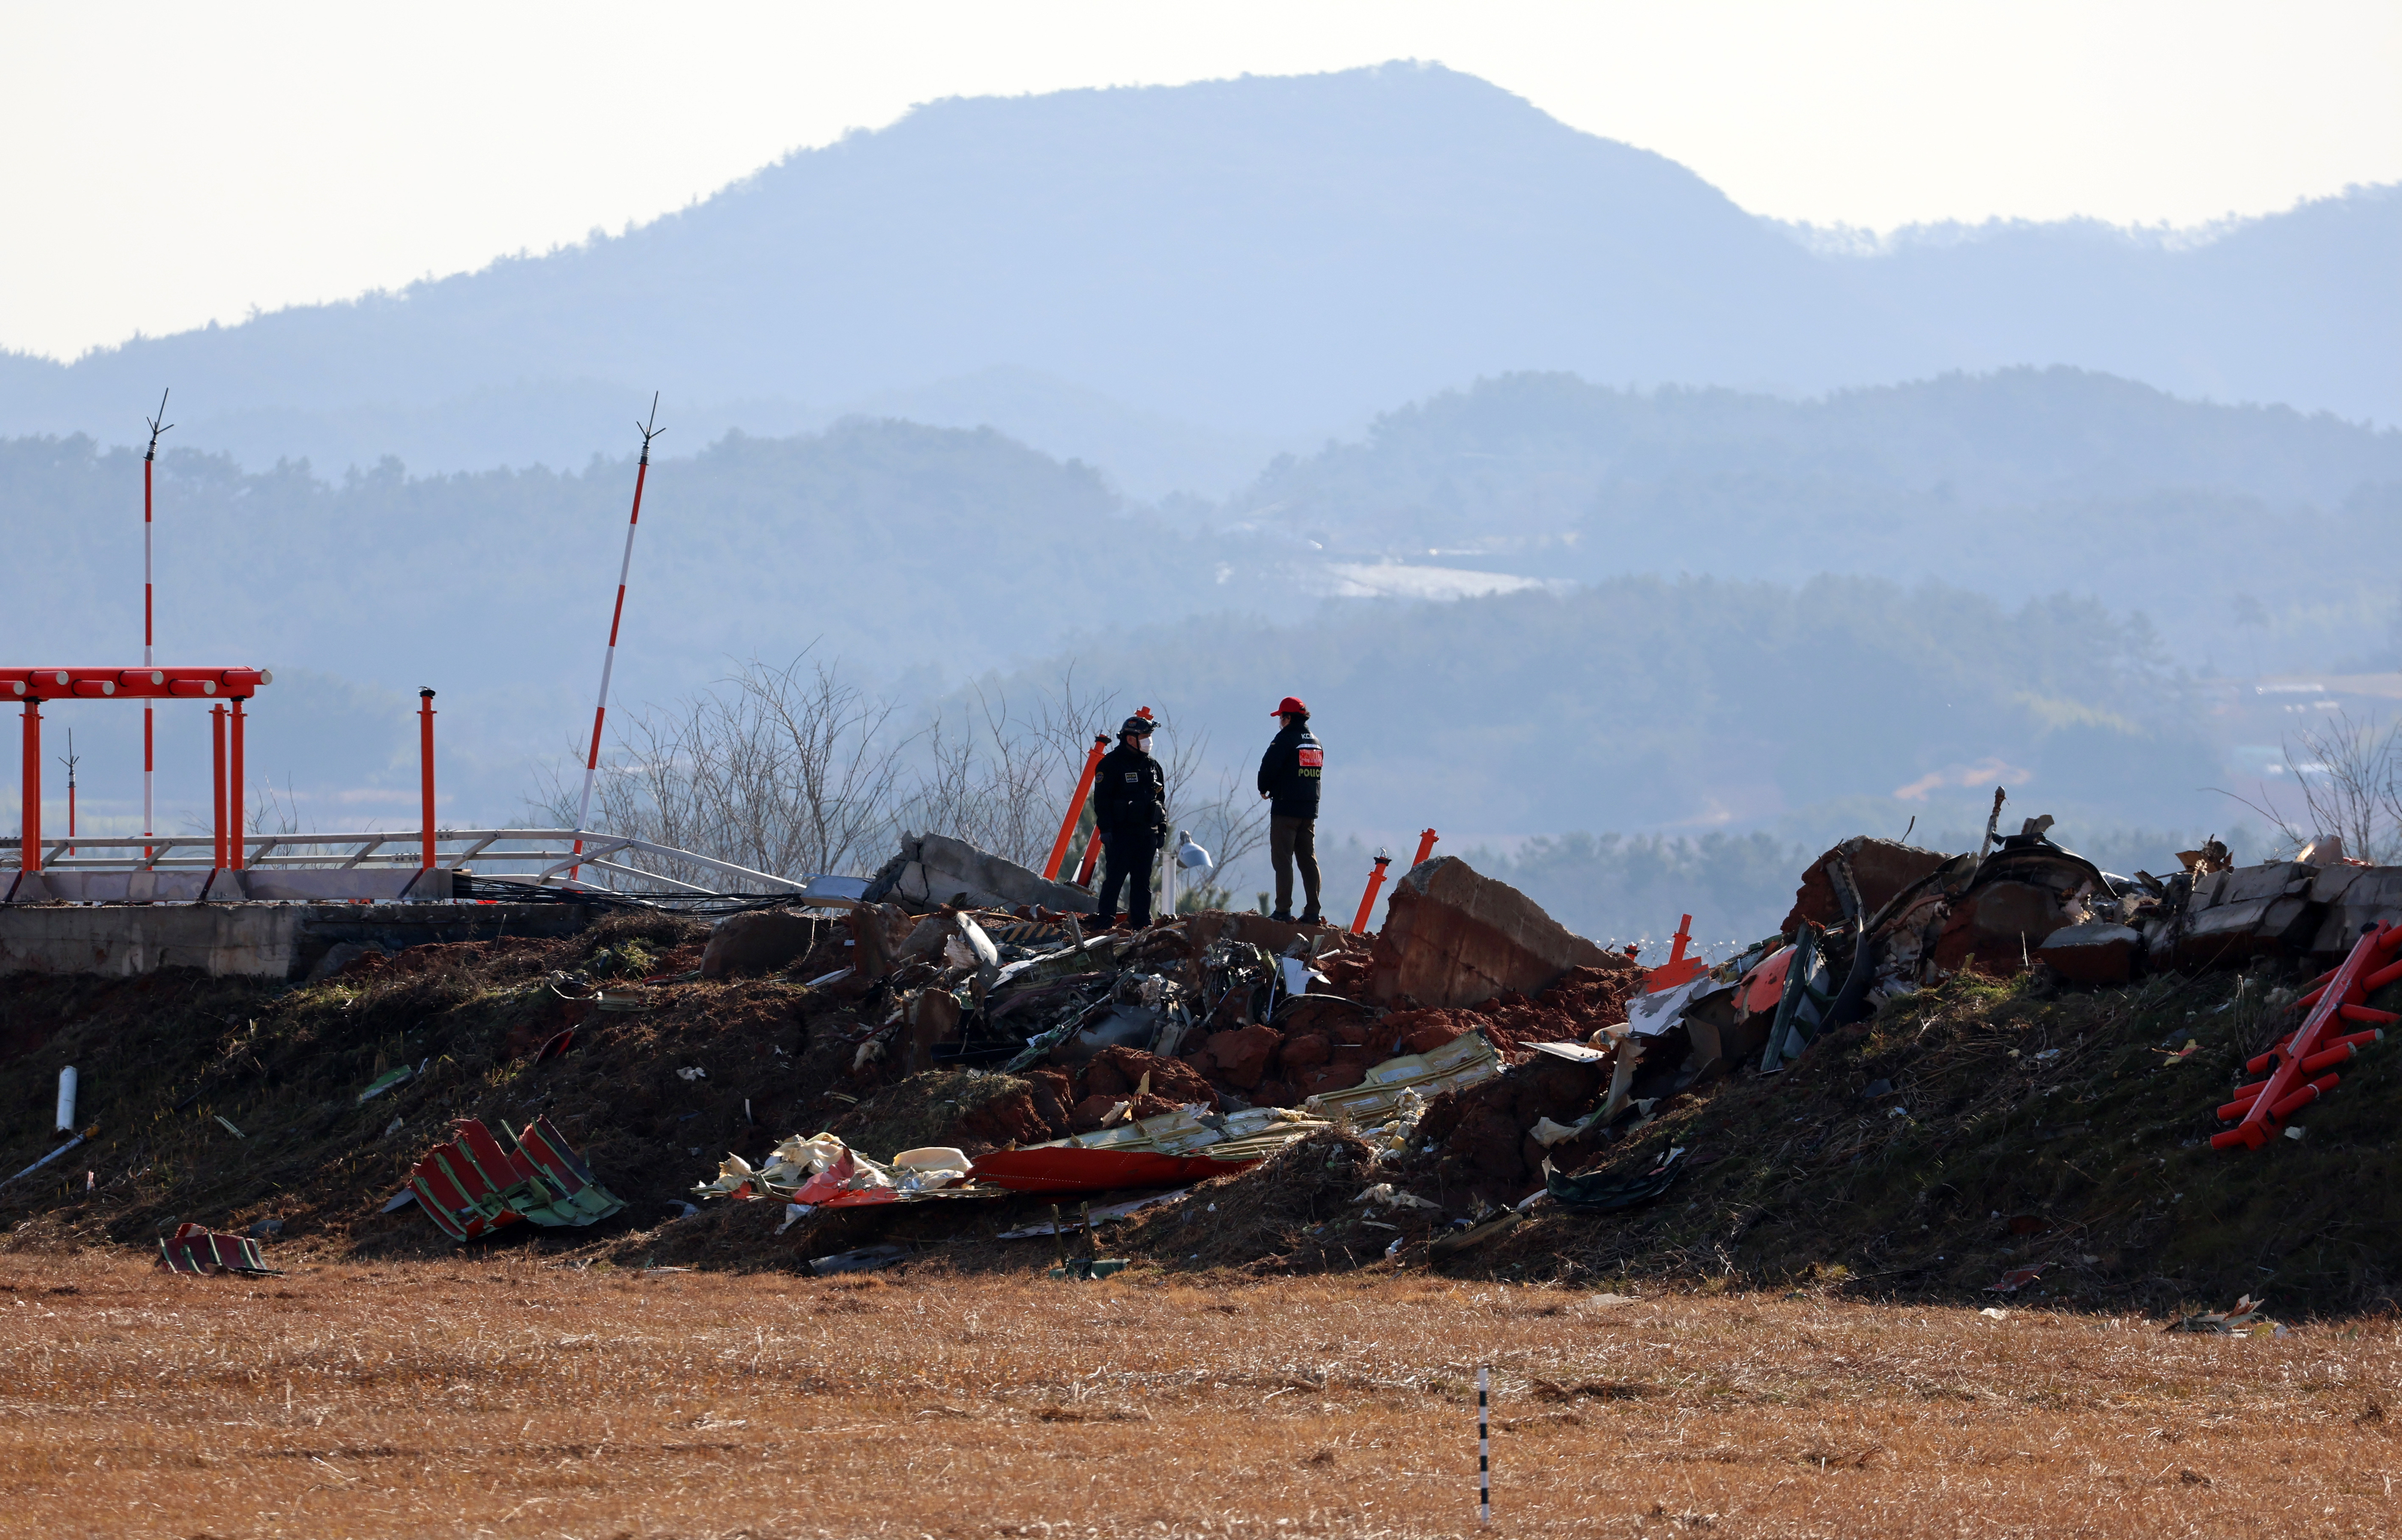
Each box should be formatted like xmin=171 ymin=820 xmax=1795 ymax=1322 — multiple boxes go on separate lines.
xmin=1370 ymin=856 xmax=1620 ymax=1008
xmin=876 ymin=833 xmax=1098 ymax=914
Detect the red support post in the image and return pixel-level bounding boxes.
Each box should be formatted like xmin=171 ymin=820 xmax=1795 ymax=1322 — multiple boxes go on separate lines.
xmin=1043 ymin=734 xmax=1109 ymax=881
xmin=418 ymin=689 xmax=437 ymax=870
xmin=228 ymin=697 xmax=246 ymax=871
xmin=20 ymin=699 xmax=40 ymax=874
xmin=1409 ymin=828 xmax=1439 ymax=869
xmin=1350 ymin=851 xmax=1393 ymax=935
xmin=210 ymin=705 xmax=228 ymax=869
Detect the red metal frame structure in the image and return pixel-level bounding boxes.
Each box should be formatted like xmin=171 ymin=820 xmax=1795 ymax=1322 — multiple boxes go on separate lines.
xmin=5 ymin=668 xmax=270 ymax=874
xmin=2210 ymin=922 xmax=2399 ymax=1149
xmin=210 ymin=704 xmax=228 ymax=869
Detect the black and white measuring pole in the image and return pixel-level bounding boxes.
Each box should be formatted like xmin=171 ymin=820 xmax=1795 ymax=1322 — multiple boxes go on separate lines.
xmin=1477 ymin=1364 xmax=1491 ymax=1524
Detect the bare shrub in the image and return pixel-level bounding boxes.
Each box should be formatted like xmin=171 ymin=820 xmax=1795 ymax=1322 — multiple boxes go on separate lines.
xmin=2222 ymin=709 xmax=2402 ymax=863
xmin=530 ymin=654 xmax=907 ymax=889
xmin=531 ymin=657 xmax=1266 ymax=893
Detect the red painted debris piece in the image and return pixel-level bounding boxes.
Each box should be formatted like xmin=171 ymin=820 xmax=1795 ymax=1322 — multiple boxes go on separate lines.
xmin=406 ymin=1114 xmax=623 ymax=1240
xmin=970 ymin=1147 xmax=1260 ymax=1195
xmin=1645 ymin=914 xmax=1706 ymax=993
xmin=156 ymin=1222 xmax=278 ymax=1276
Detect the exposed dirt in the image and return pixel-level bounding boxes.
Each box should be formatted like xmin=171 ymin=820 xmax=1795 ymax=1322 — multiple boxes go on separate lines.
xmin=1112 ymin=1128 xmax=1386 ymax=1274
xmin=0 ymin=911 xmax=848 ymax=1261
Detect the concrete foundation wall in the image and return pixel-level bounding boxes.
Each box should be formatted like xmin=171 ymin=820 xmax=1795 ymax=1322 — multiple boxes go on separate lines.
xmin=0 ymin=902 xmax=596 ymax=980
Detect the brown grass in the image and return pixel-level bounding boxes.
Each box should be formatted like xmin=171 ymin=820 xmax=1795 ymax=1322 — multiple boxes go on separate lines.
xmin=2 ymin=1253 xmax=2396 ymax=1538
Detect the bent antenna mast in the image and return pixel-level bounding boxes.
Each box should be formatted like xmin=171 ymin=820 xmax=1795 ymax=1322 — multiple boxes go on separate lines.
xmin=570 ymin=396 xmax=663 ymax=879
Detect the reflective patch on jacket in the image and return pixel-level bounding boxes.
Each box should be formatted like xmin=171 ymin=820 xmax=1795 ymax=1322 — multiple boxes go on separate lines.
xmin=1297 ymin=746 xmax=1323 ymax=774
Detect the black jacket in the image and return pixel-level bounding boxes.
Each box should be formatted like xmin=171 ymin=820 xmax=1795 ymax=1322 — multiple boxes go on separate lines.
xmin=1256 ymin=720 xmax=1323 ymax=819
xmin=1091 ymin=744 xmax=1167 ymax=835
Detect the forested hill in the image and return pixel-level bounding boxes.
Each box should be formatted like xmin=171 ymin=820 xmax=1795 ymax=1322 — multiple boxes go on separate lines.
xmin=1222 ymin=369 xmax=2402 ymax=673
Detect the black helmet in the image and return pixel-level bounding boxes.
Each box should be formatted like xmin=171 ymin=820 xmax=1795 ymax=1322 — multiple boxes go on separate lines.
xmin=1118 ymin=715 xmax=1155 ymax=738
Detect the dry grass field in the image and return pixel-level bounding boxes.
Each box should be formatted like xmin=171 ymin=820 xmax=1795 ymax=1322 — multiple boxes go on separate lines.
xmin=1 ymin=1252 xmax=2395 ymax=1538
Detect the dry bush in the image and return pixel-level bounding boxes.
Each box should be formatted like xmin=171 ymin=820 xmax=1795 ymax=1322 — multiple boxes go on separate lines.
xmin=530 ymin=656 xmax=1266 ymax=890
xmin=5 ymin=1254 xmax=2394 ymax=1538
xmin=2225 ymin=708 xmax=2402 ymax=862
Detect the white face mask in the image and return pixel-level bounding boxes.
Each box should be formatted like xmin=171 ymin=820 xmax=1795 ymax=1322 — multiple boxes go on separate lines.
xmin=1124 ymin=734 xmax=1149 ymax=755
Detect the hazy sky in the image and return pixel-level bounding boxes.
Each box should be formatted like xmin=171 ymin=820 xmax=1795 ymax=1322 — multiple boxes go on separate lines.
xmin=4 ymin=1 xmax=2396 ymax=362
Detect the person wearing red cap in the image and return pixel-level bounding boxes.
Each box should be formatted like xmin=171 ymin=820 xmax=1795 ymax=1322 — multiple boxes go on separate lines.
xmin=1257 ymin=696 xmax=1324 ymax=923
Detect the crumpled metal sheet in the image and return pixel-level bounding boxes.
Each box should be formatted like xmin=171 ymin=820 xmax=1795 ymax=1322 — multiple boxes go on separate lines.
xmin=156 ymin=1221 xmax=280 ymax=1276
xmin=1543 ymin=1144 xmax=1686 ymax=1212
xmin=694 ymin=1132 xmax=993 ymax=1208
xmin=1305 ymin=1030 xmax=1502 ymax=1123
xmin=407 ymin=1116 xmax=626 ymax=1242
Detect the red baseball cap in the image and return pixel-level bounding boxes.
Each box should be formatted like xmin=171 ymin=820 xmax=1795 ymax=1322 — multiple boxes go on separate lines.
xmin=1272 ymin=696 xmax=1308 ymax=716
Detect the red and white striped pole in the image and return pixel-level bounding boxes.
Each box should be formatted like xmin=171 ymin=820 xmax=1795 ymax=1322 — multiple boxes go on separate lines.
xmin=141 ymin=391 xmax=171 ymax=860
xmin=60 ymin=729 xmax=77 ymax=854
xmin=570 ymin=396 xmax=662 ymax=881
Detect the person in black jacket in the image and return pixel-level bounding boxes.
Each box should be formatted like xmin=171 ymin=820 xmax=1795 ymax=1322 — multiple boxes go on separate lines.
xmin=1257 ymin=696 xmax=1323 ymax=923
xmin=1090 ymin=714 xmax=1167 ymax=928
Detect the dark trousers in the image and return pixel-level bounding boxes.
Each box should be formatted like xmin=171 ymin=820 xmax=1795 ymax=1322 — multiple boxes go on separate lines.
xmin=1096 ymin=827 xmax=1157 ymax=926
xmin=1271 ymin=815 xmax=1320 ymax=916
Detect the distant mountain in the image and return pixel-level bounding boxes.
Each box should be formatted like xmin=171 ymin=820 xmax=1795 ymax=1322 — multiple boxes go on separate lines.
xmin=1803 ymin=186 xmax=2402 ymax=440
xmin=6 ymin=63 xmax=2388 ymax=495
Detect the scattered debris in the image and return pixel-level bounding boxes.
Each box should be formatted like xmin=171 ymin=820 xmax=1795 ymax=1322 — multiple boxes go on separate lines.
xmin=808 ymin=1243 xmax=911 ymax=1276
xmin=157 ymin=1222 xmax=280 ymax=1276
xmin=14 ymin=815 xmax=2402 ymax=1305
xmin=1 ymin=1131 xmax=90 ymax=1192
xmin=407 ymin=1117 xmax=627 ymax=1242
xmin=1429 ymin=1209 xmax=1524 ymax=1260
xmin=995 ymin=1189 xmax=1189 ymax=1239
xmin=1543 ymin=1146 xmax=1686 ymax=1212
xmin=2167 ymin=1295 xmax=2277 ymax=1334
